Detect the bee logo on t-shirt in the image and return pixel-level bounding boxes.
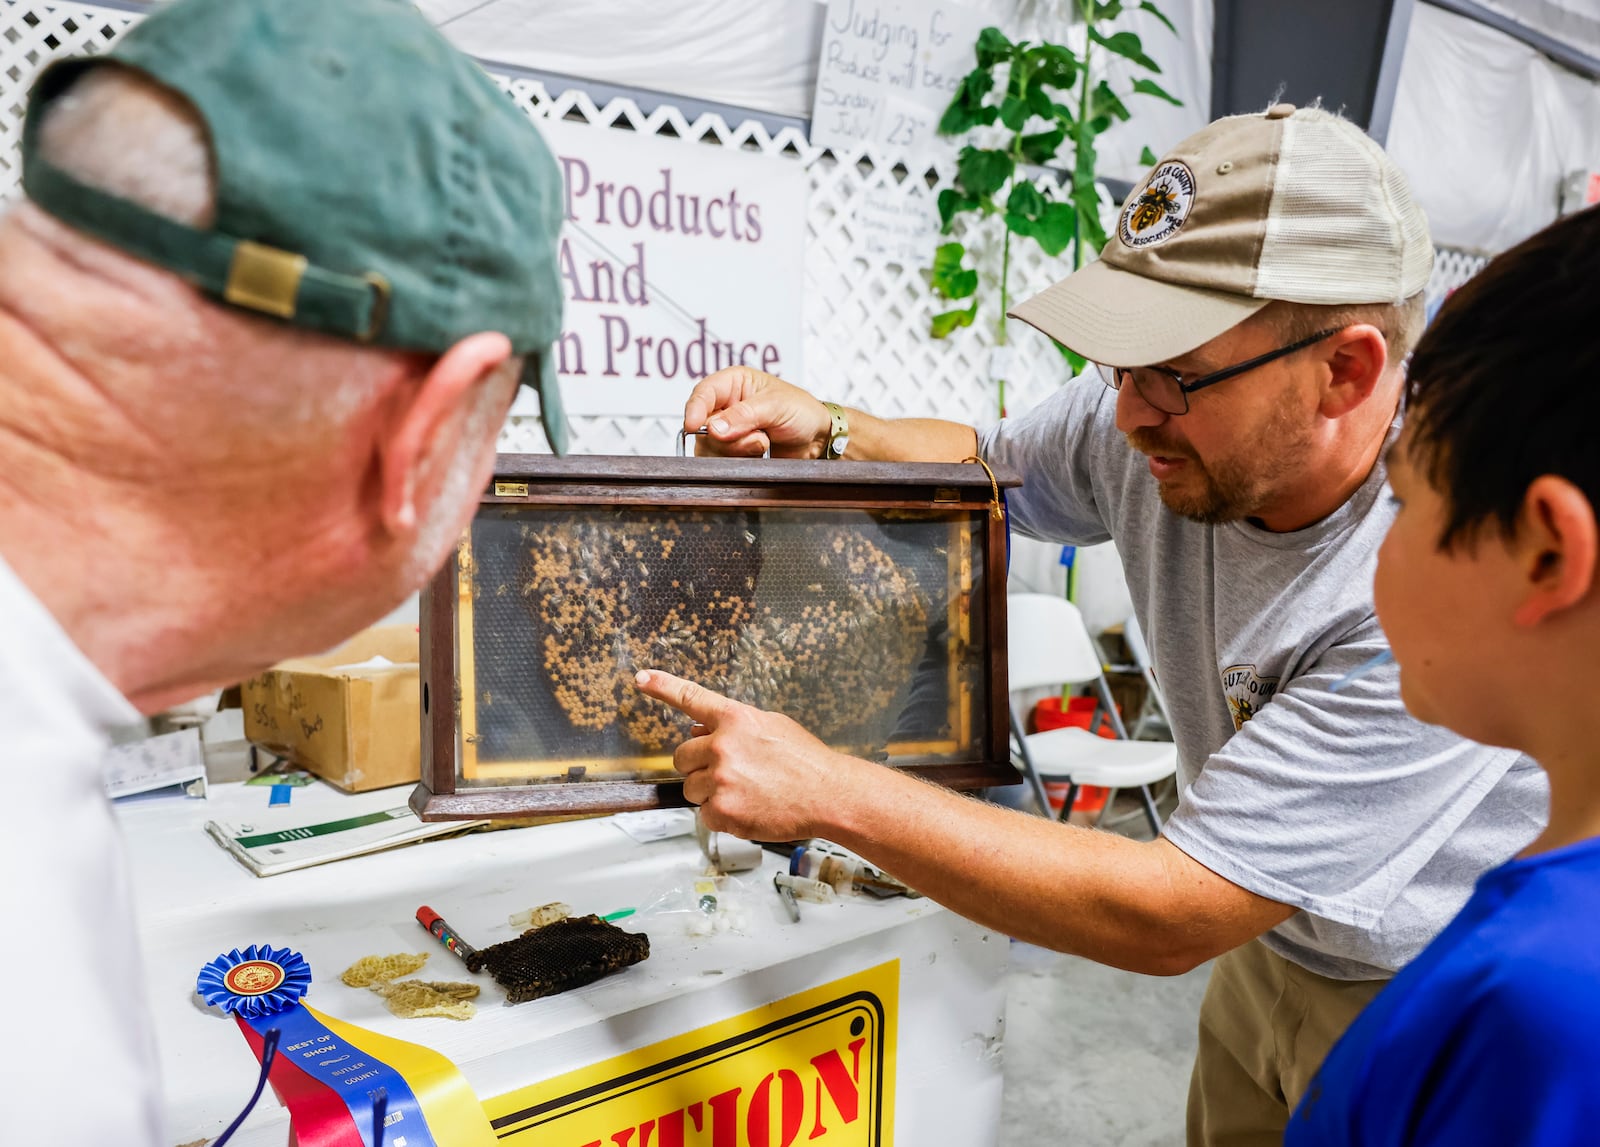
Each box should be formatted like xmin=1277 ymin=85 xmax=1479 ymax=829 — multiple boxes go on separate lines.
xmin=1221 ymin=664 xmax=1279 ymax=730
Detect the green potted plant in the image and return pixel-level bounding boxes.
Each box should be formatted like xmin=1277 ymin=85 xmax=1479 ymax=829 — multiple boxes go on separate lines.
xmin=928 ymin=3 xmax=1182 ymax=413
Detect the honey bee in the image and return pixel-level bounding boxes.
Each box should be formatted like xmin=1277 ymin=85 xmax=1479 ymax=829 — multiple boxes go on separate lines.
xmin=1129 ymin=179 xmax=1182 ymax=234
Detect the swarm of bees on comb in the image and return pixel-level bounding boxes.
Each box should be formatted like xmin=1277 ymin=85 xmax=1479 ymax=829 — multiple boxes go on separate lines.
xmin=520 ymin=513 xmax=929 ymax=750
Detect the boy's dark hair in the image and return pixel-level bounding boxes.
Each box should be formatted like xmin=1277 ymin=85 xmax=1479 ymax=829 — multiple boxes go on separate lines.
xmin=1405 ymin=204 xmax=1600 ymax=550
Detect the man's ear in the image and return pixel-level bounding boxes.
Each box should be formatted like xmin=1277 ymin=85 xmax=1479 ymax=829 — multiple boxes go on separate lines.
xmin=1317 ymin=323 xmax=1388 ymax=418
xmin=1512 ymin=475 xmax=1598 ymax=628
xmin=378 ymin=331 xmax=513 ymax=538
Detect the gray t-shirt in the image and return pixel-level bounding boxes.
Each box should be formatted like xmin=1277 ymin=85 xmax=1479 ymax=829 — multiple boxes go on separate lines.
xmin=979 ymin=375 xmax=1549 ymax=980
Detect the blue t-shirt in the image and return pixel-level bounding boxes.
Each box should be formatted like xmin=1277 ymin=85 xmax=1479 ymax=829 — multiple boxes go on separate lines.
xmin=1287 ymin=836 xmax=1600 ymax=1146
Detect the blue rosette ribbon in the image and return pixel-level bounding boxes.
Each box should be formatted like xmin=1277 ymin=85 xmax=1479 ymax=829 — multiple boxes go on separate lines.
xmin=194 ymin=943 xmax=492 ymax=1147
xmin=197 ymin=944 xmax=312 ymax=1019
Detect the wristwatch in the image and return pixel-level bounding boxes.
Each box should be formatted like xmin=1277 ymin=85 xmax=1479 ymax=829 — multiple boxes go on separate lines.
xmin=823 ymin=401 xmax=849 ymax=460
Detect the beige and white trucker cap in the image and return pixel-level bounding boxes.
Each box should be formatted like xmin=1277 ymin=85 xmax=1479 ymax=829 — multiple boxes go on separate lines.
xmin=1009 ymin=103 xmax=1433 ymax=367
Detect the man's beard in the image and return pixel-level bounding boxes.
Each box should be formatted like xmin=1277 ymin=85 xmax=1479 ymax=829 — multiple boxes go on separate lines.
xmin=1127 ymin=412 xmax=1308 ymax=525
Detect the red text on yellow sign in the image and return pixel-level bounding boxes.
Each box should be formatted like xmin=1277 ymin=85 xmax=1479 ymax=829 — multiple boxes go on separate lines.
xmin=485 ymin=960 xmax=898 ymax=1146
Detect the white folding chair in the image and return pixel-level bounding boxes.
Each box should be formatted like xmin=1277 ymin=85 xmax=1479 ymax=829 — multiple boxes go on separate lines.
xmin=1007 ymin=593 xmax=1178 ymax=836
xmin=1123 ymin=612 xmax=1171 ymax=741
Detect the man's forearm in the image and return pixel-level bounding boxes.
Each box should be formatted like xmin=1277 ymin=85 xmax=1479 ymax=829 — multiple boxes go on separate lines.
xmin=817 ymin=759 xmax=1291 ymax=975
xmin=835 ymin=408 xmax=980 ymax=464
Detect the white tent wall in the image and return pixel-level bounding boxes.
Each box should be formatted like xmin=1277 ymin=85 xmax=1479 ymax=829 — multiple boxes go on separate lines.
xmin=417 ymin=0 xmax=830 ymax=121
xmin=1471 ymin=0 xmax=1600 ymax=60
xmin=417 ymin=0 xmax=1214 ymax=171
xmin=1388 ymin=1 xmax=1600 ymax=253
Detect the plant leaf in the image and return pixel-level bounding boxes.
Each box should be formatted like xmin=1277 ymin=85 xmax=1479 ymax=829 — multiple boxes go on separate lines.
xmin=1138 ymin=0 xmax=1178 ymax=35
xmin=956 ymin=146 xmax=1015 ymax=199
xmin=1131 ymin=77 xmax=1183 ymax=106
xmin=932 ymin=241 xmax=965 ymax=276
xmin=975 ymin=26 xmax=1014 ymax=69
xmin=1019 ymin=126 xmax=1067 ymax=166
xmin=1006 ymin=181 xmax=1048 ymax=219
xmin=961 ymin=65 xmax=996 ymax=101
xmin=1093 ymin=1 xmax=1125 ymax=18
xmin=1139 ymin=145 xmax=1160 ymax=166
xmin=1031 ymin=201 xmax=1077 ymax=257
xmin=999 ymin=95 xmax=1030 ymax=131
xmin=938 ymin=67 xmax=996 ymax=135
xmin=937 ymin=99 xmax=978 ymax=137
xmin=1090 ymin=80 xmax=1132 ymax=123
xmin=1026 ymin=43 xmax=1080 ymax=90
xmin=1071 ymin=180 xmax=1108 ymax=254
xmin=936 ymin=189 xmax=981 ymax=232
xmin=1088 ymin=28 xmax=1161 ymax=72
xmin=931 ymin=299 xmax=979 ymax=339
xmin=1024 ymin=81 xmax=1055 ymax=120
xmin=1072 ymin=121 xmax=1100 ymax=188
xmin=929 ymin=243 xmax=979 ymax=300
xmin=947 ymin=269 xmax=979 ymax=298
xmin=1004 ymin=212 xmax=1036 ymax=238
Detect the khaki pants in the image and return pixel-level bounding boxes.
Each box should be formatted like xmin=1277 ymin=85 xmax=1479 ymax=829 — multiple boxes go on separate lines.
xmin=1187 ymin=939 xmax=1388 ymax=1147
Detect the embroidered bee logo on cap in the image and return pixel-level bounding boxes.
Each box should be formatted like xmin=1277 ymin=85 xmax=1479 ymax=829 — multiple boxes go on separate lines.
xmin=1120 ymin=161 xmax=1195 ymax=249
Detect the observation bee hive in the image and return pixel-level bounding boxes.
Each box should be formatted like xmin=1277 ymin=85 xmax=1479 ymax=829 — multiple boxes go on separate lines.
xmin=412 ymin=453 xmax=1020 ymax=820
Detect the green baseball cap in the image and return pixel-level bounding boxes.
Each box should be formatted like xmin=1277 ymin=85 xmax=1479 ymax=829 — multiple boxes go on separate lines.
xmin=20 ymin=0 xmax=569 ymax=454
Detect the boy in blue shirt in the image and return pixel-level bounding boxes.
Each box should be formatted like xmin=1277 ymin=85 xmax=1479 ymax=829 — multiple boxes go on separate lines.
xmin=1287 ymin=205 xmax=1600 ymax=1145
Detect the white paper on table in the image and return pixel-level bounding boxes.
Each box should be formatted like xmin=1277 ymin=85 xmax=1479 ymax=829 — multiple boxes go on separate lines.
xmin=611 ymin=808 xmax=697 ymax=844
xmin=104 ymin=727 xmax=207 ymax=800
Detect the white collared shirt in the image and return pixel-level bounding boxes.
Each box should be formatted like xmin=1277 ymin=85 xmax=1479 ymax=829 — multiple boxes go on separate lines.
xmin=0 ymin=552 xmax=163 ymax=1145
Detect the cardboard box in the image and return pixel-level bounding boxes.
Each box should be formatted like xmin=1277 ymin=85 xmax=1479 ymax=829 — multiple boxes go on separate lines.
xmin=241 ymin=626 xmax=420 ymax=792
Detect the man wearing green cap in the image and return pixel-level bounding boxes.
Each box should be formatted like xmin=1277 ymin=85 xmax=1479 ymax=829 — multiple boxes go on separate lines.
xmin=0 ymin=0 xmax=564 ymax=1140
xmin=639 ymin=105 xmax=1547 ymax=1143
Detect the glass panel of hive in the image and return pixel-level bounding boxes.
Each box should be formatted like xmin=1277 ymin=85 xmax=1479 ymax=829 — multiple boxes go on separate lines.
xmin=453 ymin=504 xmax=987 ymax=786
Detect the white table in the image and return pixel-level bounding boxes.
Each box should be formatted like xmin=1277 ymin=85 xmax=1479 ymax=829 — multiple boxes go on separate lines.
xmin=119 ymin=780 xmax=1007 ymax=1145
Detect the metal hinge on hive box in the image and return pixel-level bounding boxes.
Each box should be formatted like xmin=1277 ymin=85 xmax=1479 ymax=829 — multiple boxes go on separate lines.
xmin=412 ymin=452 xmax=1020 ymax=821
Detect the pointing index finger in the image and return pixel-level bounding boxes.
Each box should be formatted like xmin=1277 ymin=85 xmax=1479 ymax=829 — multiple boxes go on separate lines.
xmin=634 ymin=670 xmax=737 ymax=726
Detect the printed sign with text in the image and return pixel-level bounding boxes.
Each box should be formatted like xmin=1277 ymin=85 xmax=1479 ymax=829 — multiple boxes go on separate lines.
xmin=512 ymin=116 xmax=807 ymax=420
xmin=485 ymin=961 xmax=899 ymax=1145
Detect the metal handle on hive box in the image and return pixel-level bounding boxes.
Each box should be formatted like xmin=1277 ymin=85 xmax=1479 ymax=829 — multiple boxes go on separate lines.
xmin=675 ymin=425 xmax=771 ymax=459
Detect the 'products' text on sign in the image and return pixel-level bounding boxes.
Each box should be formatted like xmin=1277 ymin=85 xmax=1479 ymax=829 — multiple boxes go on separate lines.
xmin=514 ymin=116 xmax=807 ymax=420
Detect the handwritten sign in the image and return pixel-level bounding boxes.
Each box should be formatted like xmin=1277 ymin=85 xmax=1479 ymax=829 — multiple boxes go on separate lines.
xmin=510 ymin=116 xmax=807 ymax=421
xmin=810 ymin=0 xmax=992 ymax=159
xmin=854 ymin=186 xmax=940 ymax=266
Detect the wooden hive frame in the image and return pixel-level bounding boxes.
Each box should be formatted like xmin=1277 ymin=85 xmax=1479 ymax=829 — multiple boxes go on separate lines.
xmin=412 ymin=454 xmax=1019 ymax=821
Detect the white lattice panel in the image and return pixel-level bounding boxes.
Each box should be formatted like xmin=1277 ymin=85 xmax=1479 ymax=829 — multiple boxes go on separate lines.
xmin=0 ymin=2 xmax=133 ymax=191
xmin=0 ymin=1 xmax=1486 ymax=461
xmin=1426 ymin=246 xmax=1489 ymax=310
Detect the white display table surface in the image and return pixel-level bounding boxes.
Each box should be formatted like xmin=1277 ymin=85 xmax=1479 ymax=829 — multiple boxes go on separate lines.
xmin=118 ymin=780 xmax=1007 ymax=1146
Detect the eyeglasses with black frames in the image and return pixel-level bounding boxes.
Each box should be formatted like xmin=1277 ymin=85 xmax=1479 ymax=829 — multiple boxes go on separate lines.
xmin=1095 ymin=328 xmax=1341 ymax=416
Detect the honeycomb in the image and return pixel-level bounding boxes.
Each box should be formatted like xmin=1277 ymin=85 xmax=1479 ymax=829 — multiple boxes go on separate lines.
xmin=463 ymin=914 xmax=650 ymax=1004
xmin=369 ymin=979 xmax=479 ymax=1021
xmin=463 ymin=507 xmax=957 ymax=769
xmin=339 ymin=952 xmax=429 ymax=987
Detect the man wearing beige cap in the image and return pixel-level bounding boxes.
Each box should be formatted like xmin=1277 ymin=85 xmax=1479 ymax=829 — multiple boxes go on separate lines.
xmin=637 ymin=105 xmax=1548 ymax=1143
